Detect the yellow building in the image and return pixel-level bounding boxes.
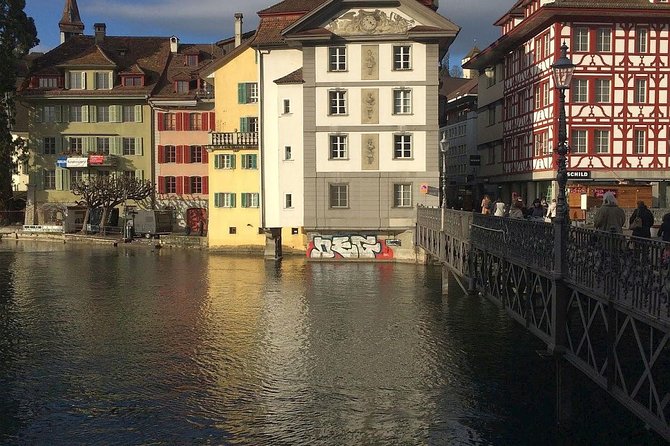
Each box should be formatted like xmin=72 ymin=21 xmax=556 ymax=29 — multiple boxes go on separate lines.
xmin=202 ymin=37 xmax=265 ymax=251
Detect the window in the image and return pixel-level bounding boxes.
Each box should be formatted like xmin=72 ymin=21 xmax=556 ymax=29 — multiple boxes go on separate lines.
xmin=71 ymin=170 xmax=84 ymax=184
xmin=70 ymin=106 xmax=82 ymax=122
xmin=123 ymin=76 xmax=143 ymax=87
xmin=190 ymin=145 xmax=202 ymax=163
xmin=329 ymin=184 xmax=348 ymax=208
xmin=68 ymin=71 xmax=83 ymax=89
xmin=43 ymin=137 xmax=57 ymax=155
xmin=241 ymin=193 xmax=259 ymax=208
xmin=488 ymin=106 xmax=496 ymax=126
xmin=165 ymin=145 xmax=176 ymax=163
xmin=190 ymin=176 xmax=202 ymax=194
xmin=240 ymin=117 xmax=258 ymax=133
xmin=486 ymin=67 xmax=496 ymax=88
xmin=328 ymin=46 xmax=347 ymax=71
xmin=542 ymin=83 xmax=550 ymax=107
xmin=283 ymin=99 xmax=291 ymax=114
xmin=328 ymin=90 xmax=347 ymax=115
xmin=163 ymin=113 xmax=176 ymax=130
xmin=533 ymin=132 xmax=549 ymax=156
xmin=329 ymin=135 xmax=348 ymax=159
xmin=595 ymin=130 xmax=610 ymax=153
xmin=393 ymin=45 xmax=412 ymax=70
xmin=634 ymin=130 xmax=645 ymax=154
xmin=595 ymin=79 xmax=610 ymax=102
xmin=97 ymin=137 xmax=110 ymax=155
xmin=634 ymin=79 xmax=646 ymax=103
xmin=229 ymin=227 xmax=237 ymax=234
xmin=165 ymin=176 xmax=177 ymax=194
xmin=95 ymin=72 xmax=110 ymax=89
xmin=39 ymin=77 xmax=58 ymax=88
xmin=189 ymin=113 xmax=202 ymax=130
xmin=68 ymin=137 xmax=83 ymax=152
xmin=43 ymin=106 xmax=57 ymax=123
xmin=121 ymin=171 xmax=135 ymax=180
xmin=534 ymin=84 xmax=542 ymax=109
xmin=214 ymin=193 xmax=235 ymax=208
xmin=635 ymin=27 xmax=648 ymax=53
xmin=596 ymin=28 xmax=611 ymax=52
xmin=186 ymin=54 xmax=199 ymax=66
xmin=176 ymin=81 xmax=190 ymax=94
xmin=241 ymin=154 xmax=257 ymax=169
xmin=394 ymin=134 xmax=412 ymax=159
xmin=44 ymin=170 xmax=56 ymax=190
xmin=284 ymin=193 xmax=293 ymax=209
xmin=572 ymin=79 xmax=587 ymax=102
xmin=573 ymin=27 xmax=589 ymax=52
xmin=393 ymin=184 xmax=412 ymax=208
xmin=238 ymin=82 xmax=258 ymax=103
xmin=122 ymin=105 xmax=135 ymax=122
xmin=393 ymin=89 xmax=412 ymax=114
xmin=571 ymin=130 xmax=587 ymax=154
xmin=214 ymin=154 xmax=235 ymax=169
xmin=122 ymin=138 xmax=136 ymax=155
xmin=284 ymin=146 xmax=292 ymax=160
xmin=97 ymin=106 xmax=110 ymax=122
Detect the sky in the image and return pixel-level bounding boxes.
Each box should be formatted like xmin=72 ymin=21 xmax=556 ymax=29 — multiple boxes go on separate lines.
xmin=25 ymin=0 xmax=511 ymax=65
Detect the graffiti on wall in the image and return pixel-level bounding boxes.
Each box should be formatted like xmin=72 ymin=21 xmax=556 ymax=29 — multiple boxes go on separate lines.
xmin=307 ymin=235 xmax=394 ymax=260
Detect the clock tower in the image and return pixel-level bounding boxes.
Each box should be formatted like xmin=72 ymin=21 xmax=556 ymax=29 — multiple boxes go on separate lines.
xmin=59 ymin=0 xmax=85 ymax=44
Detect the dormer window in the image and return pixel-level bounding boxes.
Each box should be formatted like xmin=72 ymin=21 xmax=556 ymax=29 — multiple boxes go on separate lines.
xmin=122 ymin=75 xmax=144 ymax=87
xmin=185 ymin=54 xmax=199 ymax=67
xmin=67 ymin=71 xmax=85 ymax=89
xmin=38 ymin=77 xmax=59 ymax=88
xmin=176 ymin=80 xmax=190 ymax=94
xmin=95 ymin=72 xmax=112 ymax=89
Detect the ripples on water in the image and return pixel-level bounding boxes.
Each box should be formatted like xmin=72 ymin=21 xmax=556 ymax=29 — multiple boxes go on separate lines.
xmin=0 ymin=242 xmax=662 ymax=445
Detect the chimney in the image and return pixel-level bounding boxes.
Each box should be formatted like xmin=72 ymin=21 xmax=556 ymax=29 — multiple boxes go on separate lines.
xmin=94 ymin=23 xmax=106 ymax=44
xmin=234 ymin=13 xmax=243 ymax=48
xmin=170 ymin=36 xmax=179 ymax=53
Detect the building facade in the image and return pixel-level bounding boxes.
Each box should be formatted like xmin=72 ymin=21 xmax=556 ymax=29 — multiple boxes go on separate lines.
xmin=465 ymin=0 xmax=670 ymax=214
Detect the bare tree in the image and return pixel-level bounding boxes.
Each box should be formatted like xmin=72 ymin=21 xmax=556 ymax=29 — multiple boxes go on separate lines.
xmin=71 ymin=176 xmax=154 ymax=234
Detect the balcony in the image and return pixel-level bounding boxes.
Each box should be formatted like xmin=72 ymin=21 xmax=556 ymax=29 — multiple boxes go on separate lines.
xmin=209 ymin=132 xmax=258 ymax=148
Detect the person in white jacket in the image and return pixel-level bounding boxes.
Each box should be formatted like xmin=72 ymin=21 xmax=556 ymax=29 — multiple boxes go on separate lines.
xmin=545 ymin=199 xmax=557 ymax=222
xmin=494 ymin=198 xmax=505 ymax=217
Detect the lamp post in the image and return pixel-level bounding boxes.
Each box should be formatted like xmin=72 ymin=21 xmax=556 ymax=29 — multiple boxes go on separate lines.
xmin=551 ymin=42 xmax=576 ymax=224
xmin=440 ymin=134 xmax=449 ymax=209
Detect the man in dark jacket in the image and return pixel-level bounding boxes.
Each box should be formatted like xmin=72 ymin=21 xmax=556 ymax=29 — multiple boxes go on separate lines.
xmin=630 ymin=201 xmax=654 ymax=238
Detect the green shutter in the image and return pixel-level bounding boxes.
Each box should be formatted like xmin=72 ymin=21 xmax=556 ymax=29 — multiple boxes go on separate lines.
xmin=241 ymin=193 xmax=247 ymax=208
xmin=214 ymin=154 xmax=220 ymax=169
xmin=109 ymin=105 xmax=118 ymax=122
xmin=108 ymin=72 xmax=114 ymax=89
xmin=134 ymin=105 xmax=143 ymax=122
xmin=240 ymin=117 xmax=248 ymax=132
xmin=89 ymin=105 xmax=97 ymax=122
xmin=134 ymin=137 xmax=143 ymax=156
xmin=135 ymin=169 xmax=144 ymax=180
xmin=55 ymin=167 xmax=67 ymax=190
xmin=110 ymin=137 xmax=121 ymax=155
xmin=231 ymin=193 xmax=236 ymax=208
xmin=238 ymin=83 xmax=246 ymax=104
xmin=81 ymin=72 xmax=87 ymax=89
xmin=231 ymin=154 xmax=236 ymax=169
xmin=81 ymin=105 xmax=89 ymax=122
xmin=61 ymin=105 xmax=70 ymax=123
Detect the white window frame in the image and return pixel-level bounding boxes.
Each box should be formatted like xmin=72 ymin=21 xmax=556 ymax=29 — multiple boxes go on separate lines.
xmin=95 ymin=72 xmax=110 ymax=89
xmin=214 ymin=192 xmax=236 ymax=208
xmin=595 ymin=79 xmax=610 ymax=103
xmin=596 ymin=28 xmax=611 ymax=52
xmin=122 ymin=138 xmax=136 ymax=156
xmin=43 ymin=106 xmax=57 ymax=123
xmin=283 ymin=99 xmax=291 ymax=114
xmin=97 ymin=105 xmax=110 ymax=122
xmin=68 ymin=71 xmax=84 ymax=89
xmin=393 ymin=88 xmax=412 ymax=115
xmin=571 ymin=130 xmax=587 ymax=154
xmin=635 ymin=27 xmax=648 ymax=53
xmin=328 ymin=90 xmax=347 ymax=115
xmin=572 ymin=79 xmax=587 ymax=103
xmin=329 ymin=134 xmax=348 ymax=160
xmin=328 ymin=46 xmax=347 ymax=72
xmin=329 ymin=184 xmax=349 ymax=209
xmin=43 ymin=137 xmax=57 ymax=154
xmin=634 ymin=78 xmax=647 ymax=103
xmin=284 ymin=146 xmax=292 ymax=160
xmin=284 ymin=193 xmax=293 ymax=209
xmin=595 ymin=129 xmax=610 ymax=154
xmin=573 ymin=27 xmax=589 ymax=52
xmin=393 ymin=45 xmax=412 ymax=70
xmin=215 ymin=154 xmax=235 ymax=169
xmin=393 ymin=134 xmax=413 ymax=159
xmin=393 ymin=183 xmax=412 ymax=208
xmin=241 ymin=193 xmax=260 ymax=208
xmin=97 ymin=137 xmax=110 ymax=154
xmin=634 ymin=129 xmax=645 ymax=154
xmin=241 ymin=154 xmax=257 ymax=169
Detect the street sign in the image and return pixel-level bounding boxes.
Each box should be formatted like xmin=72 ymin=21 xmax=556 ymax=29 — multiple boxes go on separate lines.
xmin=567 ymin=170 xmax=591 ymax=179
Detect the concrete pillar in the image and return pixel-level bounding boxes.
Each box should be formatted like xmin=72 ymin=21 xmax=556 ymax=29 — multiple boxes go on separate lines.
xmin=442 ymin=264 xmax=450 ymax=295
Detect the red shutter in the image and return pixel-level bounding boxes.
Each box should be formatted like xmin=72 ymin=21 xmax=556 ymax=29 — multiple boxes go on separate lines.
xmin=176 ymin=176 xmax=184 ymax=195
xmin=209 ymin=112 xmax=216 ymax=131
xmin=158 ymin=176 xmax=165 ymax=194
xmin=157 ymin=113 xmax=165 ymax=131
xmin=202 ymin=176 xmax=209 ymax=194
xmin=157 ymin=145 xmax=165 ymax=164
xmin=184 ymin=145 xmax=191 ymax=163
xmin=202 ymin=146 xmax=208 ymax=164
xmin=176 ymin=113 xmax=183 ymax=131
xmin=202 ymin=113 xmax=210 ymax=132
xmin=183 ymin=113 xmax=191 ymax=131
xmin=183 ymin=176 xmax=191 ymax=194
xmin=30 ymin=77 xmax=39 ymax=88
xmin=58 ymin=77 xmax=64 ymax=88
xmin=176 ymin=145 xmax=184 ymax=164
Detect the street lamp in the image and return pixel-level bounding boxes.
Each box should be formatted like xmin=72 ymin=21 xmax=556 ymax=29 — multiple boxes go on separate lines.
xmin=440 ymin=133 xmax=449 ymax=209
xmin=551 ymin=42 xmax=576 ymax=224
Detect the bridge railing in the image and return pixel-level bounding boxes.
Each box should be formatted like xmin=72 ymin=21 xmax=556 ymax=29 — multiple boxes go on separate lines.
xmin=417 ymin=208 xmax=670 ymax=324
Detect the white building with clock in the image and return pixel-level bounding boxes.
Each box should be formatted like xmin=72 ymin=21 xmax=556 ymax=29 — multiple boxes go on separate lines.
xmin=253 ymin=0 xmax=459 ymax=259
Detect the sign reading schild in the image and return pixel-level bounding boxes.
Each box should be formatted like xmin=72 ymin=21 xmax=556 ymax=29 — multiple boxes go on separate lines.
xmin=566 ymin=170 xmax=591 ymax=180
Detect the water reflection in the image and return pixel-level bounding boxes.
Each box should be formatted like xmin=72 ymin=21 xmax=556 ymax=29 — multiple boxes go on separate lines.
xmin=0 ymin=242 xmax=661 ymax=445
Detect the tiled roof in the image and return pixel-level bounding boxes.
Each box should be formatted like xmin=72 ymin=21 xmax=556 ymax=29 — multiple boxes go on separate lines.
xmin=441 ymin=76 xmax=478 ymax=101
xmin=258 ymin=0 xmax=329 ymax=15
xmin=119 ymin=63 xmax=145 ymax=75
xmin=22 ymin=35 xmax=171 ymax=96
xmin=274 ymin=68 xmax=304 ymax=84
xmin=253 ymin=14 xmax=304 ymax=46
xmin=198 ymin=38 xmax=254 ymax=79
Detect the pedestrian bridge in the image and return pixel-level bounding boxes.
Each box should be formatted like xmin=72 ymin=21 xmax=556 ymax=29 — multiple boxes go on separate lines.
xmin=416 ymin=206 xmax=670 ymax=441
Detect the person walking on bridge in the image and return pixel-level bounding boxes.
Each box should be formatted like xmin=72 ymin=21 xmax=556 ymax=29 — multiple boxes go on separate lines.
xmin=629 ymin=201 xmax=654 ymax=238
xmin=593 ymin=192 xmax=625 ymax=233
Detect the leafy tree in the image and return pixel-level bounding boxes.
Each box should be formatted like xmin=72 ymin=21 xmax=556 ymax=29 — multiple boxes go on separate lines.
xmin=71 ymin=176 xmax=154 ymax=234
xmin=0 ymin=0 xmax=38 ymax=212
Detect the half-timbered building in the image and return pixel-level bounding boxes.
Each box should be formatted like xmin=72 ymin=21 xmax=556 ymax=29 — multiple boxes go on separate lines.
xmin=465 ymin=0 xmax=670 ymax=213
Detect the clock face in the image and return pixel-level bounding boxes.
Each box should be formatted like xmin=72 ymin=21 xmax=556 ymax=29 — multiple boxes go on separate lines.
xmin=361 ymin=15 xmax=377 ymax=32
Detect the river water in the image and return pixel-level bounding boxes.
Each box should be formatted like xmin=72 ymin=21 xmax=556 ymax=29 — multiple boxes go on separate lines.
xmin=0 ymin=241 xmax=662 ymax=445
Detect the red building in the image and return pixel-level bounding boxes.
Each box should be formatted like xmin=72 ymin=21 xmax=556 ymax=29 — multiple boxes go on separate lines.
xmin=465 ymin=0 xmax=670 ymax=212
